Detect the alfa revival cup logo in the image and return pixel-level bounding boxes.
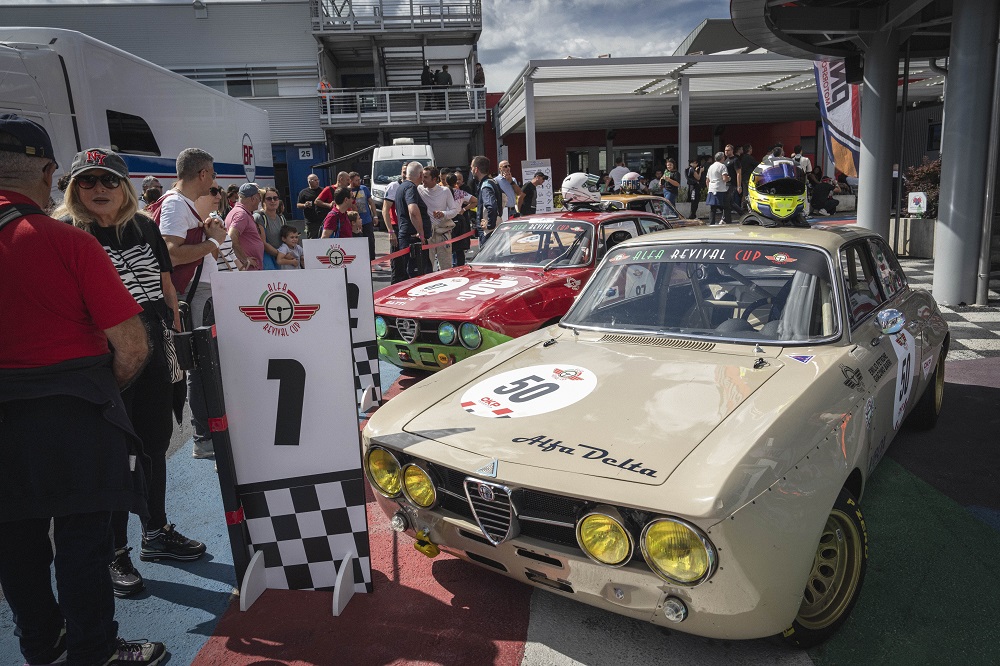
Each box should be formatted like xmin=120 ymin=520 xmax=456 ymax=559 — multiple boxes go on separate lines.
xmin=317 ymin=245 xmax=356 ymax=267
xmin=239 ymin=282 xmax=320 ymax=336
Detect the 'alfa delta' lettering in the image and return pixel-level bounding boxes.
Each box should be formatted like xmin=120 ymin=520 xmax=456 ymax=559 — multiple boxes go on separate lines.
xmin=511 ymin=435 xmax=657 ymax=477
xmin=669 ymin=248 xmax=727 ymax=261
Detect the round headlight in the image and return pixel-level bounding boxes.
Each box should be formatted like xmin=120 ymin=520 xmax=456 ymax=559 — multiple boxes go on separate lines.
xmin=365 ymin=447 xmax=401 ymax=497
xmin=375 ymin=316 xmax=387 ymax=339
xmin=641 ymin=518 xmax=715 ymax=585
xmin=438 ymin=322 xmax=457 ymax=345
xmin=402 ymin=463 xmax=437 ymax=508
xmin=576 ymin=509 xmax=633 ymax=566
xmin=459 ymin=322 xmax=482 ymax=349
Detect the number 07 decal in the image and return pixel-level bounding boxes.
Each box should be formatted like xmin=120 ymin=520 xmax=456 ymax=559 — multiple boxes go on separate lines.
xmin=268 ymin=359 xmax=305 ymax=445
xmin=460 ymin=365 xmax=597 ymax=418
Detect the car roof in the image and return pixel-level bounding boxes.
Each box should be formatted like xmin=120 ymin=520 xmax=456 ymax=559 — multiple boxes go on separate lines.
xmin=615 ymin=222 xmax=878 ymax=253
xmin=602 ymin=194 xmax=664 ymax=201
xmin=510 ymin=209 xmax=653 ymax=223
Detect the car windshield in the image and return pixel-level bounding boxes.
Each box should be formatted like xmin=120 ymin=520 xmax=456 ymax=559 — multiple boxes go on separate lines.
xmin=473 ymin=219 xmax=593 ymax=267
xmin=561 ymin=242 xmax=840 ymax=343
xmin=373 ymin=160 xmax=409 ymax=185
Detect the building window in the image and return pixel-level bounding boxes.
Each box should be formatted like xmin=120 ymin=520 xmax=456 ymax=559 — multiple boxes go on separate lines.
xmin=927 ymin=123 xmax=942 ymax=152
xmin=201 ymin=80 xmax=226 ymax=93
xmin=227 ymin=80 xmax=253 ymax=98
xmin=106 ymin=110 xmax=160 ymax=156
xmin=254 ymin=79 xmax=279 ymax=97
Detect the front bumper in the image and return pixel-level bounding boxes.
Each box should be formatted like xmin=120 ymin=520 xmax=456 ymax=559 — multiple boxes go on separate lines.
xmin=376 ymin=327 xmax=512 ymax=371
xmin=373 ymin=489 xmax=808 ymax=641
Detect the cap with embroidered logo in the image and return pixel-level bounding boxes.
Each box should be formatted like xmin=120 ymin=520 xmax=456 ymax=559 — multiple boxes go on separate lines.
xmin=69 ymin=148 xmax=129 ymax=180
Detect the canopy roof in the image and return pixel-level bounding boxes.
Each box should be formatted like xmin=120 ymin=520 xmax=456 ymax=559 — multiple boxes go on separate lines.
xmin=495 ymin=51 xmax=945 ymax=136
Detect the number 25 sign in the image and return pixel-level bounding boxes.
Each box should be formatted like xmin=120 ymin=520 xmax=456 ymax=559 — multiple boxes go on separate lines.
xmin=211 ymin=270 xmax=362 ymax=486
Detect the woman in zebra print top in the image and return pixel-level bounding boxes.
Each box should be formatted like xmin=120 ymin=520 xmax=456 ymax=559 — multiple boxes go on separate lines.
xmin=54 ymin=148 xmax=207 ymax=598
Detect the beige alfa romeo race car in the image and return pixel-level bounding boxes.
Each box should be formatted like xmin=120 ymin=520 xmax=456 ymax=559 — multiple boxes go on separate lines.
xmin=362 ymin=223 xmax=949 ymax=646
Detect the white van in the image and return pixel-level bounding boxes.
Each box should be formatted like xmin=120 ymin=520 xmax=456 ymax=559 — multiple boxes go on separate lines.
xmin=0 ymin=27 xmax=274 ymax=197
xmin=370 ymin=138 xmax=435 ymax=216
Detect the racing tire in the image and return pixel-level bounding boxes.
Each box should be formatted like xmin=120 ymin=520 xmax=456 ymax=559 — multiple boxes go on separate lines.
xmin=780 ymin=488 xmax=868 ymax=649
xmin=905 ymin=346 xmax=945 ymax=430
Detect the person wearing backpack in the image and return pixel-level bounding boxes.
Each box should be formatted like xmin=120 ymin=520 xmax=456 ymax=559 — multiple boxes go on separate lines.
xmin=470 ymin=155 xmax=499 ymax=244
xmin=148 ymin=148 xmax=227 ymax=461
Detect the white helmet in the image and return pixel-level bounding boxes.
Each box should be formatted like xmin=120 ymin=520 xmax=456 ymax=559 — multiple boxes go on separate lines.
xmin=620 ymin=171 xmax=642 ymax=193
xmin=561 ymin=172 xmax=601 ymax=204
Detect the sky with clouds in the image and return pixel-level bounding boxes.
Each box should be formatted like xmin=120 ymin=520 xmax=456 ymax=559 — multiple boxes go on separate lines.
xmin=477 ymin=0 xmax=733 ymax=93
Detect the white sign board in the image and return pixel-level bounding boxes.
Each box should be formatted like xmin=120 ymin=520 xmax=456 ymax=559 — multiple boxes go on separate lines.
xmin=298 ymin=147 xmax=313 ymax=160
xmin=520 ymin=159 xmax=554 ymax=214
xmin=211 ymin=270 xmax=371 ymax=594
xmin=302 ymin=238 xmax=381 ymax=408
xmin=907 ymin=192 xmax=927 ymax=215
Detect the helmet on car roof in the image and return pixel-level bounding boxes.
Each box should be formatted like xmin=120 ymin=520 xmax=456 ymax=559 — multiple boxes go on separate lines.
xmin=748 ymin=157 xmax=807 ymax=222
xmin=620 ymin=171 xmax=642 ymax=194
xmin=561 ymin=172 xmax=601 ymax=204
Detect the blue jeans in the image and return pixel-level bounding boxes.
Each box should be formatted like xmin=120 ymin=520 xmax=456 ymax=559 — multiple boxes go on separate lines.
xmin=0 ymin=511 xmax=119 ymax=665
xmin=663 ymin=191 xmax=676 ymax=205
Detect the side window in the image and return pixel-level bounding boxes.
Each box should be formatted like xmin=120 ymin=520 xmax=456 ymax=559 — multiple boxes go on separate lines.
xmin=106 ymin=110 xmax=161 ymax=156
xmin=653 ymin=200 xmax=679 ymax=220
xmin=866 ymin=238 xmax=907 ymax=298
xmin=638 ymin=216 xmax=669 ymax=234
xmin=840 ymin=243 xmax=886 ymax=327
xmin=599 ymin=219 xmax=640 ymax=257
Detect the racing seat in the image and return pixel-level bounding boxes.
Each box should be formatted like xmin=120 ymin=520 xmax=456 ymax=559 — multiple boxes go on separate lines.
xmin=605 ymin=230 xmax=633 ymax=252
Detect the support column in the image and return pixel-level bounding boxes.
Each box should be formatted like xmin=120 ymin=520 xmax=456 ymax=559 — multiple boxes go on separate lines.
xmin=934 ymin=0 xmax=1000 ymax=305
xmin=678 ymin=76 xmax=690 ymax=179
xmin=524 ymin=77 xmax=536 ymax=161
xmin=856 ymin=29 xmax=899 ymax=240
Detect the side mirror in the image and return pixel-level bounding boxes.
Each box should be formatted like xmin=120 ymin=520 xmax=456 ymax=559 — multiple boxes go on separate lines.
xmin=876 ymin=308 xmax=905 ymax=335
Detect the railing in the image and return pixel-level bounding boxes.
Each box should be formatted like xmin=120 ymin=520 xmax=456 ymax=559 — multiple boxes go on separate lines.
xmin=311 ymin=0 xmax=481 ymax=32
xmin=318 ymin=85 xmax=487 ymax=126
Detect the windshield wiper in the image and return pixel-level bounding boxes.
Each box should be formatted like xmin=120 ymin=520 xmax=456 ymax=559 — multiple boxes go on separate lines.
xmin=542 ymin=234 xmax=586 ymax=272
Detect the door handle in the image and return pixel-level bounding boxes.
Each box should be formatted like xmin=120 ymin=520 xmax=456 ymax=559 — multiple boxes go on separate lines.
xmin=870 ymin=336 xmax=881 ymax=346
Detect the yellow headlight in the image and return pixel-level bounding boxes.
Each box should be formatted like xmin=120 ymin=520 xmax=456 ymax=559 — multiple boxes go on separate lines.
xmin=365 ymin=447 xmax=401 ymax=497
xmin=402 ymin=464 xmax=437 ymax=508
xmin=641 ymin=518 xmax=715 ymax=585
xmin=576 ymin=510 xmax=632 ymax=566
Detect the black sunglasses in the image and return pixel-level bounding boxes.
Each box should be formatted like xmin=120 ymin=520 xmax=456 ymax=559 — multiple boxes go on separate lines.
xmin=264 ymin=196 xmax=280 ymax=202
xmin=76 ymin=173 xmax=122 ymax=189
xmin=209 ymin=187 xmax=223 ymax=196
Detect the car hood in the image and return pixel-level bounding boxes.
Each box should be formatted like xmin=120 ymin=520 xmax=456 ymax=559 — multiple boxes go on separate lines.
xmin=402 ymin=334 xmax=783 ymax=485
xmin=374 ymin=264 xmax=584 ymax=318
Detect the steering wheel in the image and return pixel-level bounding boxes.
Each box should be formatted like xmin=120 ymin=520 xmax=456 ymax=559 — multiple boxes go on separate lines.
xmin=740 ymin=297 xmax=774 ymax=323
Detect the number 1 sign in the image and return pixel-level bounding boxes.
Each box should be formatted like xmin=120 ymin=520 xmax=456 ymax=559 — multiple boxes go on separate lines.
xmin=211 ymin=269 xmax=372 ymax=605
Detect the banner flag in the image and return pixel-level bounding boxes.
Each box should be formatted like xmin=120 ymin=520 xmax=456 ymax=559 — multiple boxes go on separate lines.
xmin=814 ymin=61 xmax=862 ymax=178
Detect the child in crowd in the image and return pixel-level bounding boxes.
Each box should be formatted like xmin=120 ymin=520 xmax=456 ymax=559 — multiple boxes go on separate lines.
xmin=276 ymin=225 xmax=304 ymax=269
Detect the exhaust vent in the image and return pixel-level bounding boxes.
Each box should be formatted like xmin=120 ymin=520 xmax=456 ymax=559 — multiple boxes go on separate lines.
xmin=599 ymin=334 xmax=715 ymax=352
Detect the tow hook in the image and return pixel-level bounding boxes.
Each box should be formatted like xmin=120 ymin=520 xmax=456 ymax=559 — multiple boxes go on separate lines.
xmin=414 ymin=529 xmax=440 ymax=558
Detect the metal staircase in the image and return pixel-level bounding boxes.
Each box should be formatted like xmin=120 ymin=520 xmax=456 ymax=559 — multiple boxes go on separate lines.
xmin=382 ymin=45 xmax=425 ymax=88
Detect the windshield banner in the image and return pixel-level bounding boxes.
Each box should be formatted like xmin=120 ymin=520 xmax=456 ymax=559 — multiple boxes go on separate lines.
xmin=814 ymin=60 xmax=861 ymax=178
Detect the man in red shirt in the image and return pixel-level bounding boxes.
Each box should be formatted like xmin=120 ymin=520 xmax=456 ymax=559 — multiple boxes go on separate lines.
xmin=0 ymin=114 xmax=167 ymax=665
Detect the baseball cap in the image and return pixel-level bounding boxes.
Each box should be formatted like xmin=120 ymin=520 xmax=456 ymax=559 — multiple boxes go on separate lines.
xmin=239 ymin=182 xmax=260 ymax=197
xmin=69 ymin=148 xmax=129 ymax=180
xmin=0 ymin=113 xmax=56 ymax=162
xmin=533 ymin=171 xmax=549 ymax=181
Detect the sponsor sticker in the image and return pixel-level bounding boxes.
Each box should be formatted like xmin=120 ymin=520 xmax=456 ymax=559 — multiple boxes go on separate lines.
xmin=456 ymin=277 xmax=521 ymax=301
xmin=841 ymin=364 xmax=865 ymax=391
xmin=864 ymin=396 xmax=875 ymax=429
xmin=608 ymin=252 xmax=631 ymax=263
xmin=765 ymin=252 xmax=797 ymax=265
xmin=565 ymin=277 xmax=582 ymax=291
xmin=316 ymin=245 xmax=355 ymax=266
xmin=460 ymin=365 xmax=597 ymax=418
xmin=921 ymin=355 xmax=935 ymax=379
xmin=889 ymin=329 xmax=916 ymax=429
xmin=510 ymin=434 xmax=658 ymax=478
xmin=407 ymin=277 xmax=469 ymax=297
xmin=786 ymin=354 xmax=814 ymax=364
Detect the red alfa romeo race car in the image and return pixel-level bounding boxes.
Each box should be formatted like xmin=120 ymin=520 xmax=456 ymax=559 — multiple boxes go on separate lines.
xmin=374 ymin=210 xmax=679 ymax=371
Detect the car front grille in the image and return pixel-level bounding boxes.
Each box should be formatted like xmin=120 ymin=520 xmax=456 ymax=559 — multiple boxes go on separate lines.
xmin=429 ymin=462 xmax=584 ymax=550
xmin=383 ymin=316 xmax=453 ymax=345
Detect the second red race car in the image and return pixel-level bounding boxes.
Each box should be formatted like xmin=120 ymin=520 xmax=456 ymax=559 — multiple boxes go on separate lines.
xmin=374 ymin=208 xmax=678 ymax=371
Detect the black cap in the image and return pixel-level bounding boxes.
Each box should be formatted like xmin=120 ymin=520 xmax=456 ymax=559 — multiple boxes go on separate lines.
xmin=0 ymin=113 xmax=55 ymax=161
xmin=533 ymin=171 xmax=549 ymax=181
xmin=70 ymin=148 xmax=129 ymax=180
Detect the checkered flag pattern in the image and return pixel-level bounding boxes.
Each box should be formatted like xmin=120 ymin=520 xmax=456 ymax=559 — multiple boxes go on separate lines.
xmin=901 ymin=259 xmax=1000 ymax=360
xmin=353 ymin=341 xmax=382 ymax=407
xmin=241 ymin=477 xmax=372 ymax=593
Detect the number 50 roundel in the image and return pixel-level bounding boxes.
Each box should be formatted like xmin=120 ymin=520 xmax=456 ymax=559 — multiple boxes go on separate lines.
xmin=460 ymin=365 xmax=597 ymax=419
xmin=890 ymin=329 xmax=916 ymax=430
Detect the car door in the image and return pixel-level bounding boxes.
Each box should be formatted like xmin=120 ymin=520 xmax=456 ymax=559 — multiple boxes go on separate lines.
xmin=637 ymin=215 xmax=670 ymax=234
xmin=597 ymin=218 xmax=641 ymax=259
xmin=838 ymin=241 xmax=897 ymax=474
xmin=865 ymin=236 xmax=924 ymax=430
